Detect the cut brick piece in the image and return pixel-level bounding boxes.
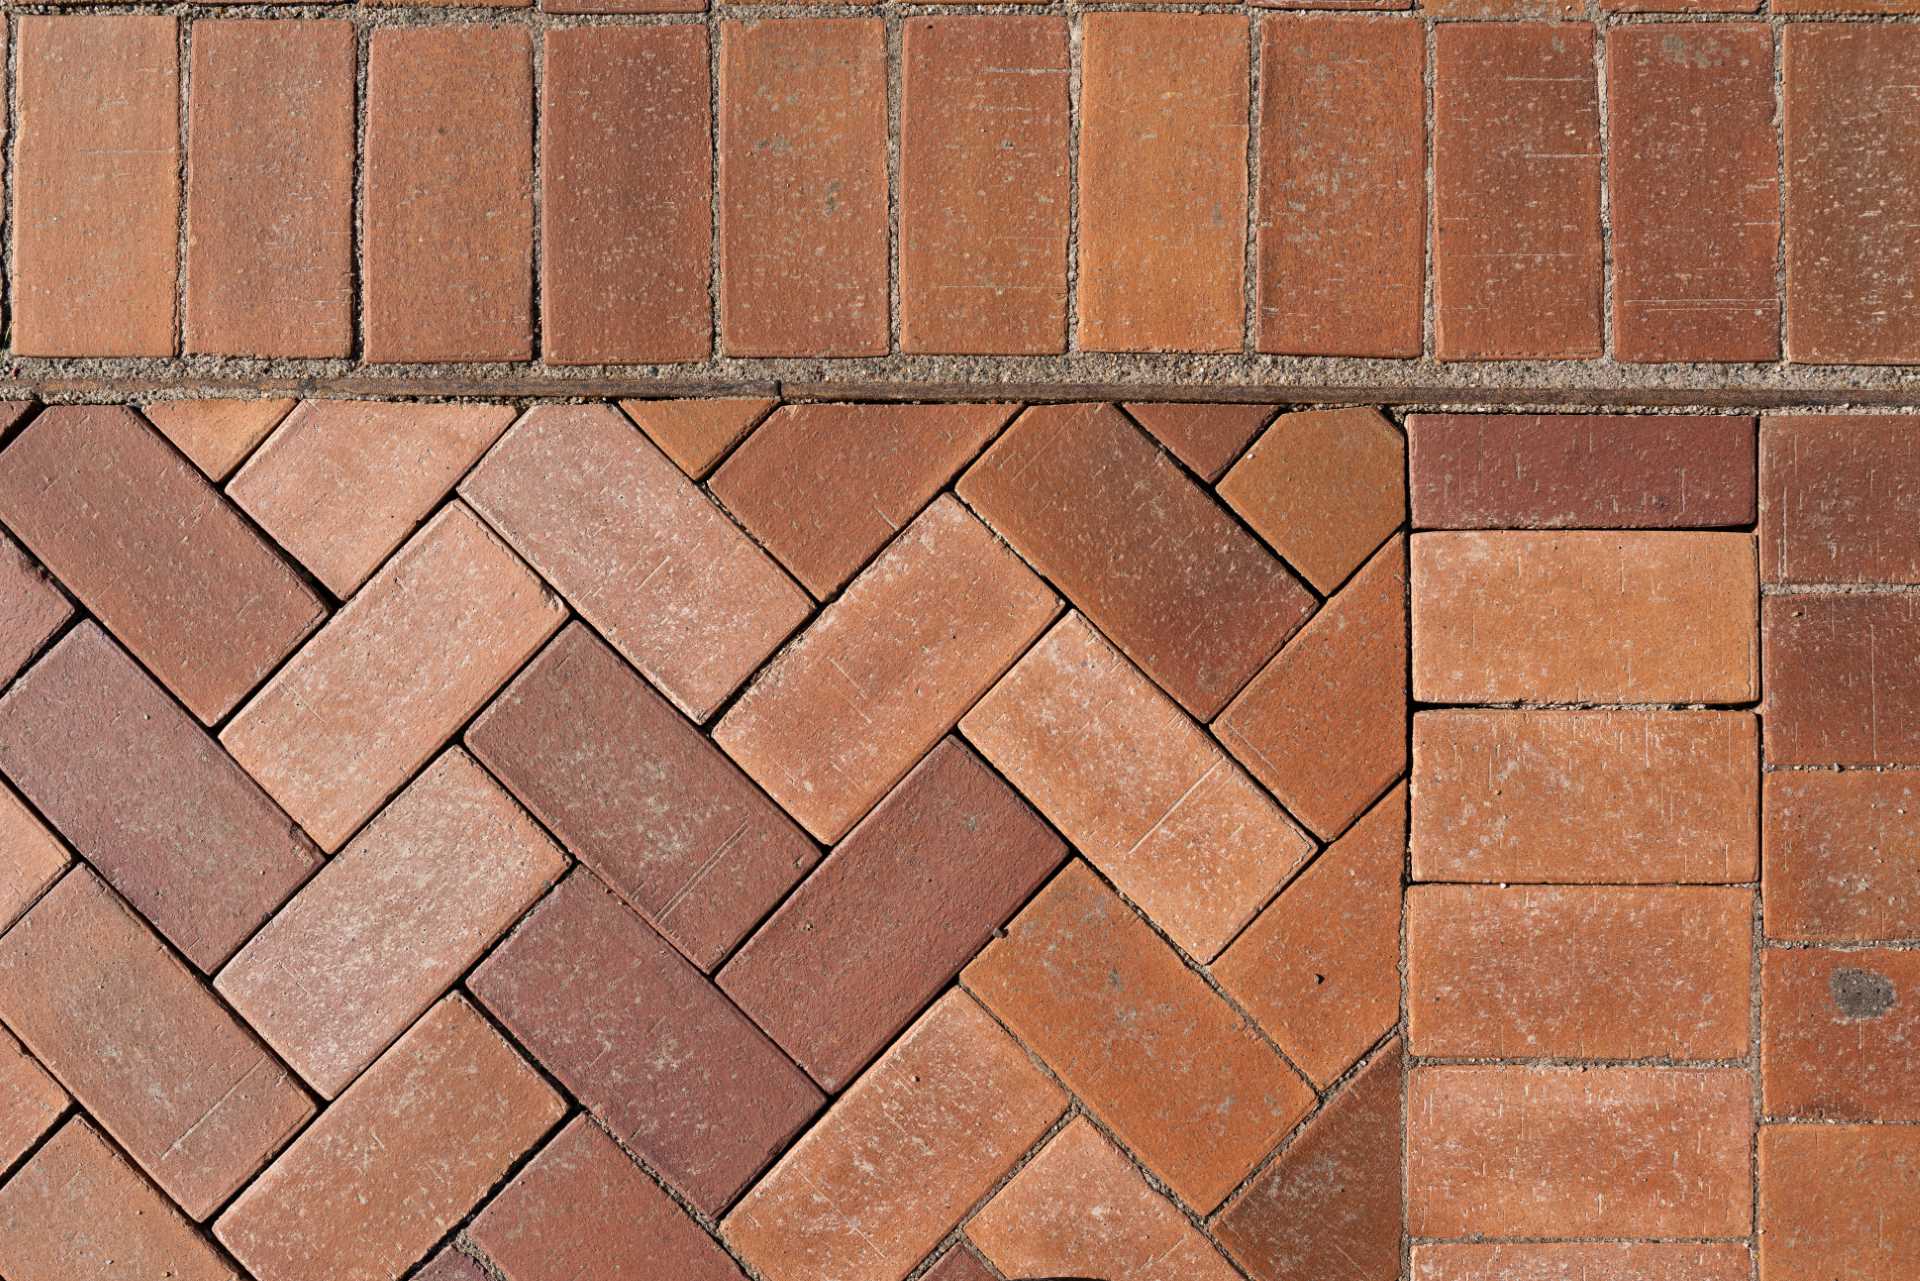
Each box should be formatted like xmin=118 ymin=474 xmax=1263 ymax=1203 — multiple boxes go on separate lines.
xmin=900 ymin=16 xmax=1069 ymax=354
xmin=1783 ymin=27 xmax=1920 ymax=364
xmin=467 ymin=623 xmax=818 ymax=972
xmin=710 ymin=402 xmax=1015 ymax=597
xmin=185 ymin=20 xmax=355 ymax=358
xmin=142 ymin=398 xmax=294 ymax=480
xmin=716 ymin=494 xmax=1057 ymax=842
xmin=1417 ymin=1243 xmax=1754 ymax=1281
xmin=229 ymin=401 xmax=515 ymax=596
xmin=1609 ymin=25 xmax=1779 ymax=363
xmin=462 ymin=403 xmax=809 ymax=721
xmin=470 ymin=870 xmax=823 ymax=1215
xmin=0 ymin=867 xmax=313 ymax=1221
xmin=470 ymin=1117 xmax=744 ymax=1281
xmin=1077 ymin=14 xmax=1247 ymax=352
xmin=217 ymin=750 xmax=566 ymax=1098
xmin=1410 ymin=414 xmax=1759 ymax=529
xmin=13 ymin=16 xmax=177 ymax=356
xmin=964 ymin=861 xmax=1315 ymax=1213
xmin=969 ymin=1117 xmax=1238 ymax=1281
xmin=1762 ymin=415 xmax=1920 ymax=585
xmin=215 ymin=995 xmax=562 ymax=1281
xmin=1215 ymin=1042 xmax=1403 ymax=1281
xmin=0 ymin=1119 xmax=238 ymax=1281
xmin=1434 ymin=24 xmax=1602 ymax=360
xmin=719 ymin=19 xmax=888 ymax=357
xmin=0 ymin=783 xmax=65 ymax=933
xmin=1256 ymin=16 xmax=1424 ymax=357
xmin=1213 ymin=787 xmax=1404 ymax=1087
xmin=619 ymin=398 xmax=774 ymax=478
xmin=1408 ymin=1065 xmax=1751 ymax=1238
xmin=0 ymin=624 xmax=319 ymax=969
xmin=365 ymin=27 xmax=533 ymax=362
xmin=962 ymin=613 xmax=1312 ymax=961
xmin=414 ymin=1250 xmax=488 ymax=1281
xmin=1759 ymin=1126 xmax=1920 ymax=1281
xmin=1412 ymin=709 xmax=1759 ymax=883
xmin=1122 ymin=402 xmax=1272 ymax=481
xmin=1409 ymin=885 xmax=1752 ymax=1060
xmin=0 ymin=405 xmax=325 ymax=723
xmin=222 ymin=503 xmax=565 ymax=852
xmin=1763 ymin=947 xmax=1920 ymax=1120
xmin=720 ymin=737 xmax=1063 ymax=1090
xmin=1764 ymin=771 xmax=1920 ymax=941
xmin=543 ymin=28 xmax=711 ymax=364
xmin=1411 ymin=531 xmax=1758 ymax=703
xmin=724 ymin=991 xmax=1065 ymax=1281
xmin=1764 ymin=593 xmax=1920 ymax=765
xmin=960 ymin=402 xmax=1313 ymax=718
xmin=1216 ymin=537 xmax=1406 ymax=840
xmin=0 ymin=529 xmax=68 ymax=690
xmin=0 ymin=1026 xmax=65 ymax=1170
xmin=925 ymin=1249 xmax=996 ymax=1281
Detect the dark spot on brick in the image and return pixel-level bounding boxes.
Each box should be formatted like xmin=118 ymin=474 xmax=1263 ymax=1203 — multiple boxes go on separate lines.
xmin=1831 ymin=967 xmax=1897 ymax=1020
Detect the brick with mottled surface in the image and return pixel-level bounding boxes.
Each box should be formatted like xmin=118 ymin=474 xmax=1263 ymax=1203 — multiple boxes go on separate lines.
xmin=1416 ymin=1243 xmax=1754 ymax=1281
xmin=0 ymin=1025 xmax=64 ymax=1169
xmin=1764 ymin=593 xmax=1920 ymax=766
xmin=1763 ymin=947 xmax=1920 ymax=1121
xmin=0 ymin=783 xmax=65 ymax=934
xmin=1764 ymin=771 xmax=1920 ymax=941
xmin=1762 ymin=415 xmax=1920 ymax=585
xmin=0 ymin=530 xmax=69 ymax=689
xmin=1759 ymin=1126 xmax=1920 ymax=1281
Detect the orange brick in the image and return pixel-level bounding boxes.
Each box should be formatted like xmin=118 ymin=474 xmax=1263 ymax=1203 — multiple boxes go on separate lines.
xmin=620 ymin=398 xmax=775 ymax=478
xmin=1764 ymin=771 xmax=1920 ymax=941
xmin=1417 ymin=1243 xmax=1754 ymax=1281
xmin=1764 ymin=593 xmax=1920 ymax=766
xmin=0 ymin=783 xmax=65 ymax=933
xmin=1122 ymin=402 xmax=1272 ymax=481
xmin=964 ymin=861 xmax=1315 ymax=1213
xmin=141 ymin=398 xmax=293 ymax=480
xmin=0 ymin=1026 xmax=64 ymax=1169
xmin=0 ymin=529 xmax=70 ymax=689
xmin=1763 ymin=947 xmax=1920 ymax=1120
xmin=1762 ymin=415 xmax=1920 ymax=586
xmin=1759 ymin=1126 xmax=1920 ymax=1281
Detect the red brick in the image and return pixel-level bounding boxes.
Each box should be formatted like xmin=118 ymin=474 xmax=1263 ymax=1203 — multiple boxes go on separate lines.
xmin=467 ymin=623 xmax=818 ymax=972
xmin=0 ymin=1119 xmax=237 ymax=1281
xmin=469 ymin=1116 xmax=743 ymax=1281
xmin=13 ymin=16 xmax=177 ymax=356
xmin=1410 ymin=414 xmax=1758 ymax=529
xmin=0 ymin=867 xmax=313 ymax=1220
xmin=925 ymin=1248 xmax=997 ymax=1281
xmin=719 ymin=19 xmax=888 ymax=357
xmin=185 ymin=20 xmax=355 ymax=358
xmin=900 ymin=16 xmax=1069 ymax=354
xmin=1764 ymin=593 xmax=1920 ymax=766
xmin=960 ymin=403 xmax=1313 ymax=718
xmin=962 ymin=613 xmax=1312 ymax=962
xmin=1256 ymin=16 xmax=1424 ymax=356
xmin=1609 ymin=25 xmax=1779 ymax=363
xmin=964 ymin=861 xmax=1315 ymax=1213
xmin=1412 ymin=709 xmax=1759 ymax=883
xmin=1214 ymin=787 xmax=1404 ymax=1087
xmin=1408 ymin=1065 xmax=1751 ymax=1238
xmin=0 ymin=624 xmax=318 ymax=969
xmin=142 ymin=398 xmax=294 ymax=480
xmin=365 ymin=27 xmax=533 ymax=362
xmin=1759 ymin=1126 xmax=1920 ymax=1281
xmin=215 ymin=995 xmax=562 ymax=1281
xmin=414 ymin=1250 xmax=489 ymax=1281
xmin=720 ymin=738 xmax=1062 ymax=1090
xmin=1409 ymin=885 xmax=1752 ymax=1060
xmin=229 ymin=401 xmax=514 ymax=596
xmin=221 ymin=503 xmax=565 ymax=851
xmin=968 ymin=1117 xmax=1238 ymax=1281
xmin=1784 ymin=27 xmax=1920 ymax=362
xmin=1417 ymin=1243 xmax=1754 ymax=1281
xmin=620 ymin=397 xmax=775 ymax=478
xmin=1764 ymin=771 xmax=1920 ymax=942
xmin=543 ymin=28 xmax=711 ymax=364
xmin=1424 ymin=0 xmax=1579 ymax=16
xmin=1434 ymin=24 xmax=1602 ymax=360
xmin=723 ymin=991 xmax=1065 ymax=1281
xmin=1412 ymin=531 xmax=1758 ymax=703
xmin=469 ymin=870 xmax=823 ymax=1215
xmin=710 ymin=402 xmax=1014 ymax=597
xmin=1122 ymin=402 xmax=1272 ymax=481
xmin=217 ymin=750 xmax=565 ymax=1097
xmin=0 ymin=406 xmax=324 ymax=723
xmin=544 ymin=0 xmax=698 ymax=16
xmin=1762 ymin=416 xmax=1920 ymax=585
xmin=1215 ymin=1042 xmax=1403 ymax=1281
xmin=0 ymin=529 xmax=69 ymax=689
xmin=0 ymin=783 xmax=65 ymax=934
xmin=462 ymin=404 xmax=809 ymax=721
xmin=1077 ymin=14 xmax=1247 ymax=352
xmin=1763 ymin=947 xmax=1920 ymax=1120
xmin=0 ymin=1026 xmax=64 ymax=1170
xmin=716 ymin=494 xmax=1057 ymax=842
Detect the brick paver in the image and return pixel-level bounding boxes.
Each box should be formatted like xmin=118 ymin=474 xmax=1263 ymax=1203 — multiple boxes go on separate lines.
xmin=1760 ymin=1126 xmax=1920 ymax=1281
xmin=620 ymin=398 xmax=775 ymax=478
xmin=1764 ymin=771 xmax=1920 ymax=941
xmin=0 ymin=530 xmax=69 ymax=696
xmin=1763 ymin=948 xmax=1920 ymax=1121
xmin=141 ymin=399 xmax=294 ymax=480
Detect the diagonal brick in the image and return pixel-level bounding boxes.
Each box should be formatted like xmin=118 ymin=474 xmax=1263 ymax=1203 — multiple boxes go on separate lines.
xmin=1122 ymin=402 xmax=1272 ymax=481
xmin=924 ymin=1248 xmax=997 ymax=1281
xmin=0 ymin=781 xmax=65 ymax=934
xmin=0 ymin=529 xmax=70 ymax=689
xmin=414 ymin=1250 xmax=489 ymax=1281
xmin=0 ymin=1026 xmax=64 ymax=1170
xmin=141 ymin=398 xmax=295 ymax=481
xmin=619 ymin=397 xmax=775 ymax=478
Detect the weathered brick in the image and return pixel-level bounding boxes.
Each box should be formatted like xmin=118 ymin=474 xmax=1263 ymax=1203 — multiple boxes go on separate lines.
xmin=716 ymin=494 xmax=1057 ymax=842
xmin=0 ymin=624 xmax=319 ymax=969
xmin=900 ymin=16 xmax=1069 ymax=355
xmin=924 ymin=1249 xmax=997 ymax=1281
xmin=1764 ymin=593 xmax=1920 ymax=765
xmin=724 ymin=991 xmax=1065 ymax=1281
xmin=964 ymin=861 xmax=1315 ymax=1213
xmin=0 ymin=405 xmax=325 ymax=723
xmin=961 ymin=613 xmax=1312 ymax=962
xmin=217 ymin=750 xmax=565 ymax=1098
xmin=1411 ymin=531 xmax=1758 ymax=703
xmin=1077 ymin=14 xmax=1247 ymax=352
xmin=0 ymin=529 xmax=68 ymax=690
xmin=1122 ymin=402 xmax=1272 ymax=481
xmin=142 ymin=398 xmax=294 ymax=480
xmin=1763 ymin=947 xmax=1920 ymax=1121
xmin=1412 ymin=709 xmax=1759 ymax=883
xmin=0 ymin=867 xmax=313 ymax=1220
xmin=1417 ymin=1243 xmax=1754 ymax=1281
xmin=1423 ymin=0 xmax=1580 ymax=16
xmin=469 ymin=870 xmax=824 ymax=1215
xmin=221 ymin=503 xmax=565 ymax=852
xmin=0 ymin=1026 xmax=64 ymax=1170
xmin=1762 ymin=416 xmax=1920 ymax=585
xmin=215 ymin=995 xmax=562 ymax=1281
xmin=185 ymin=20 xmax=355 ymax=358
xmin=1759 ymin=1126 xmax=1920 ymax=1281
xmin=0 ymin=783 xmax=65 ymax=934
xmin=1764 ymin=771 xmax=1920 ymax=942
xmin=461 ymin=404 xmax=809 ymax=721
xmin=413 ymin=1250 xmax=489 ymax=1281
xmin=619 ymin=398 xmax=775 ymax=478
xmin=960 ymin=403 xmax=1312 ymax=718
xmin=1256 ymin=16 xmax=1424 ymax=356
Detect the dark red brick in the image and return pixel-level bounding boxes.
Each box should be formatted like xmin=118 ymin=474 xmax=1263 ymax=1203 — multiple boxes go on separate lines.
xmin=1762 ymin=415 xmax=1920 ymax=585
xmin=1122 ymin=402 xmax=1272 ymax=481
xmin=1765 ymin=593 xmax=1920 ymax=766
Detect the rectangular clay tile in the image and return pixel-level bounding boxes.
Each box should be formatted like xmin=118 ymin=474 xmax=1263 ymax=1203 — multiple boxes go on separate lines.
xmin=1763 ymin=592 xmax=1920 ymax=766
xmin=1761 ymin=415 xmax=1920 ymax=585
xmin=1764 ymin=771 xmax=1920 ymax=942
